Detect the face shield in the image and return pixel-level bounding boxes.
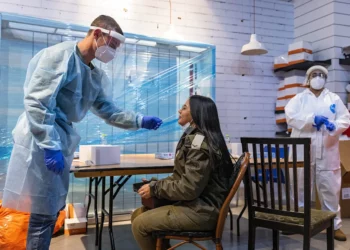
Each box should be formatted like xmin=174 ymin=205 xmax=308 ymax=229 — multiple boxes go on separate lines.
xmin=90 ymin=26 xmax=125 ymax=63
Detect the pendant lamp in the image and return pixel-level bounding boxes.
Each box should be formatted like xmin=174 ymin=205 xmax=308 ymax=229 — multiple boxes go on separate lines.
xmin=241 ymin=0 xmax=268 ymax=55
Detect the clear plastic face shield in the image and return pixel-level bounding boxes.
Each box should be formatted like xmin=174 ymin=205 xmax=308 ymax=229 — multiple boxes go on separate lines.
xmin=90 ymin=26 xmax=125 ymax=63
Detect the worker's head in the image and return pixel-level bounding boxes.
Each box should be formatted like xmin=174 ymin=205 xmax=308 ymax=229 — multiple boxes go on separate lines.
xmin=305 ymin=65 xmax=328 ymax=91
xmin=180 ymin=95 xmax=233 ymax=178
xmin=86 ymin=15 xmax=125 ymax=63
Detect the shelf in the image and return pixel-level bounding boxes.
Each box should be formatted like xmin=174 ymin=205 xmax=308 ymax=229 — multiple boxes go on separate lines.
xmin=339 ymin=58 xmax=350 ymax=66
xmin=274 ymin=60 xmax=332 ymax=73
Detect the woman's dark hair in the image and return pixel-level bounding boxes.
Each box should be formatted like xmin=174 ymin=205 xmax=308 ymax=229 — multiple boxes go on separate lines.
xmin=189 ymin=95 xmax=233 ymax=177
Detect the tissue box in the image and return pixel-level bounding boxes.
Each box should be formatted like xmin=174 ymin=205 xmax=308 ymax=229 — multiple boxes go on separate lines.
xmin=79 ymin=145 xmax=120 ymax=165
xmin=288 ymin=41 xmax=313 ymax=55
xmin=64 ymin=218 xmax=87 ymax=236
xmin=155 ymin=152 xmax=175 ymax=160
xmin=288 ymin=52 xmax=313 ymax=65
xmin=67 ymin=203 xmax=87 ymax=219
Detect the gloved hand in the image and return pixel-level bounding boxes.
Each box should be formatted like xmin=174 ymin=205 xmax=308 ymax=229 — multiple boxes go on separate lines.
xmin=313 ymin=115 xmax=328 ymax=131
xmin=324 ymin=120 xmax=336 ymax=132
xmin=141 ymin=116 xmax=162 ymax=130
xmin=44 ymin=149 xmax=64 ymax=175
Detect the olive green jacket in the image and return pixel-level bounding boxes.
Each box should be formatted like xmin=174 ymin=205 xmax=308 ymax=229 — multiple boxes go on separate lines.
xmin=149 ymin=127 xmax=230 ymax=217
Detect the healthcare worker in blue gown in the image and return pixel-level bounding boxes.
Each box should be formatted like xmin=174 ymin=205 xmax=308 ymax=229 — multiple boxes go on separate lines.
xmin=2 ymin=15 xmax=162 ymax=250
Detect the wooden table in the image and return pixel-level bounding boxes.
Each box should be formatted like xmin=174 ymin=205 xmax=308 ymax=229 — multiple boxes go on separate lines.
xmin=70 ymin=154 xmax=174 ymax=250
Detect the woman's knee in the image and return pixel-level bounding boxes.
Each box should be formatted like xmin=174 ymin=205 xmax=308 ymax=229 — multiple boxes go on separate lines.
xmin=131 ymin=207 xmax=145 ymax=223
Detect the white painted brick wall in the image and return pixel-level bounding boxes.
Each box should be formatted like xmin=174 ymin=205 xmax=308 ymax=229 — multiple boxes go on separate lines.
xmin=294 ymin=0 xmax=350 ymax=103
xmin=0 ymin=0 xmax=294 ymax=142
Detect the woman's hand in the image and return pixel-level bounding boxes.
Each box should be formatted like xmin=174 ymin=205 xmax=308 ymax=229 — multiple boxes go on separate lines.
xmin=138 ymin=184 xmax=151 ymax=199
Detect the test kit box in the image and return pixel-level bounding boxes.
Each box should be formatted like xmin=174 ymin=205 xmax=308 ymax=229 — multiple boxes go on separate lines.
xmin=288 ymin=41 xmax=313 ymax=55
xmin=274 ymin=53 xmax=288 ymax=69
xmin=67 ymin=203 xmax=87 ymax=219
xmin=64 ymin=218 xmax=87 ymax=236
xmin=79 ymin=145 xmax=121 ymax=165
xmin=288 ymin=52 xmax=313 ymax=65
xmin=155 ymin=152 xmax=175 ymax=160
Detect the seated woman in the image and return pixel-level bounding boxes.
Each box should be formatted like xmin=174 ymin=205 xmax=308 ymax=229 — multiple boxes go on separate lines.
xmin=131 ymin=95 xmax=233 ymax=250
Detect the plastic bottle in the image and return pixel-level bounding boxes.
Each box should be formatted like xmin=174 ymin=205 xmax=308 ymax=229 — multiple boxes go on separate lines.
xmin=225 ymin=134 xmax=232 ymax=154
xmin=100 ymin=133 xmax=107 ymax=145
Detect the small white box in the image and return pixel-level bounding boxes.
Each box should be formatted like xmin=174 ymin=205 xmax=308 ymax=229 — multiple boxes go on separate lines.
xmin=79 ymin=145 xmax=121 ymax=165
xmin=276 ymin=99 xmax=288 ymax=109
xmin=155 ymin=152 xmax=175 ymax=160
xmin=288 ymin=41 xmax=313 ymax=54
xmin=64 ymin=218 xmax=87 ymax=236
xmin=284 ymin=86 xmax=306 ymax=97
xmin=274 ymin=53 xmax=288 ymax=69
xmin=68 ymin=203 xmax=87 ymax=219
xmin=284 ymin=76 xmax=305 ymax=86
xmin=276 ymin=113 xmax=286 ymax=124
xmin=288 ymin=52 xmax=313 ymax=65
xmin=277 ymin=89 xmax=285 ymax=99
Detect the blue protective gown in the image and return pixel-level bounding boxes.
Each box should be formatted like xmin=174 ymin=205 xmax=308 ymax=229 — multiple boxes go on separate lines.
xmin=2 ymin=41 xmax=142 ymax=215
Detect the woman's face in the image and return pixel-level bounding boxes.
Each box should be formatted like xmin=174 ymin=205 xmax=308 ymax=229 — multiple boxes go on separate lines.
xmin=178 ymin=99 xmax=193 ymax=126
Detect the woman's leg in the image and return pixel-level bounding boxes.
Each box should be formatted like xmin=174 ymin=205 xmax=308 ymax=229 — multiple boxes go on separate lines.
xmin=131 ymin=205 xmax=216 ymax=250
xmin=26 ymin=212 xmax=58 ymax=250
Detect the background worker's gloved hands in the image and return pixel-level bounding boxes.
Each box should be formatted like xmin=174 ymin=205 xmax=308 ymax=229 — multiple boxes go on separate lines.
xmin=44 ymin=149 xmax=65 ymax=175
xmin=313 ymin=115 xmax=328 ymax=131
xmin=141 ymin=116 xmax=162 ymax=130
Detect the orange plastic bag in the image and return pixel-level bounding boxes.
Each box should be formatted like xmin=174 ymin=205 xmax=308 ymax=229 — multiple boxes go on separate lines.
xmin=0 ymin=200 xmax=66 ymax=250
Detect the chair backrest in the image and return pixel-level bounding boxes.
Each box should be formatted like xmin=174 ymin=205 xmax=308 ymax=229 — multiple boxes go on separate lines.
xmin=241 ymin=137 xmax=311 ymax=233
xmin=215 ymin=152 xmax=250 ymax=238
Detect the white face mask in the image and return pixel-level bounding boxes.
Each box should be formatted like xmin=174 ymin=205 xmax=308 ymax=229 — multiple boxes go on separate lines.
xmin=310 ymin=77 xmax=326 ymax=90
xmin=95 ymin=38 xmax=116 ymax=63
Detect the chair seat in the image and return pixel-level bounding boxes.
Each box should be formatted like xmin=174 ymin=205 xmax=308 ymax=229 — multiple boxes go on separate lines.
xmin=256 ymin=208 xmax=336 ymax=230
xmin=153 ymin=230 xmax=214 ymax=238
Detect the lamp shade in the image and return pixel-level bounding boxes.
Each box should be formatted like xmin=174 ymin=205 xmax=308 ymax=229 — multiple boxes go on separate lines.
xmin=241 ymin=34 xmax=268 ymax=55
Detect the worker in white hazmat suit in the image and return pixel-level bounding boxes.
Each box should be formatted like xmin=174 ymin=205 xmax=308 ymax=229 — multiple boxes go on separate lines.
xmin=2 ymin=15 xmax=162 ymax=250
xmin=285 ymin=65 xmax=350 ymax=241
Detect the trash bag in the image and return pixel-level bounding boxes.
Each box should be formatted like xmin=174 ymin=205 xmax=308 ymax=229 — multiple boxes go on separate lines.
xmin=0 ymin=200 xmax=66 ymax=250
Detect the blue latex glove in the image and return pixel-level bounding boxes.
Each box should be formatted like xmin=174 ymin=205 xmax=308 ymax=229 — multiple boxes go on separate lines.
xmin=324 ymin=120 xmax=336 ymax=132
xmin=313 ymin=115 xmax=328 ymax=131
xmin=44 ymin=149 xmax=64 ymax=175
xmin=141 ymin=116 xmax=163 ymax=130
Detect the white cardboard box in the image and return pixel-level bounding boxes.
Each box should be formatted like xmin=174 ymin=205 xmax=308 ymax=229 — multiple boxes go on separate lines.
xmin=64 ymin=218 xmax=87 ymax=236
xmin=288 ymin=41 xmax=313 ymax=54
xmin=288 ymin=52 xmax=313 ymax=65
xmin=284 ymin=76 xmax=305 ymax=86
xmin=67 ymin=203 xmax=87 ymax=219
xmin=79 ymin=145 xmax=121 ymax=165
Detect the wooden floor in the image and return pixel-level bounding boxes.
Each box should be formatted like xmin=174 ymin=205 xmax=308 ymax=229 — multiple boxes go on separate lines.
xmin=50 ymin=206 xmax=350 ymax=250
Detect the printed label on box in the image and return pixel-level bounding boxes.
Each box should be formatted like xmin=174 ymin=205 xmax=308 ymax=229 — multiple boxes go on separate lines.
xmin=342 ymin=187 xmax=350 ymax=200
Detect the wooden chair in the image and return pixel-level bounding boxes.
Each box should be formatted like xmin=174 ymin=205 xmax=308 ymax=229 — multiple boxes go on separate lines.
xmin=152 ymin=152 xmax=250 ymax=250
xmin=241 ymin=137 xmax=335 ymax=250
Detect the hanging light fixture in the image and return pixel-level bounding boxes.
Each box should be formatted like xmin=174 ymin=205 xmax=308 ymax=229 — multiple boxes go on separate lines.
xmin=163 ymin=0 xmax=184 ymax=40
xmin=241 ymin=0 xmax=268 ymax=55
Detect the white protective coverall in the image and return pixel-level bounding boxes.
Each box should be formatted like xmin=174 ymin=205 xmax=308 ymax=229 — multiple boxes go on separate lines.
xmin=285 ymin=88 xmax=350 ymax=229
